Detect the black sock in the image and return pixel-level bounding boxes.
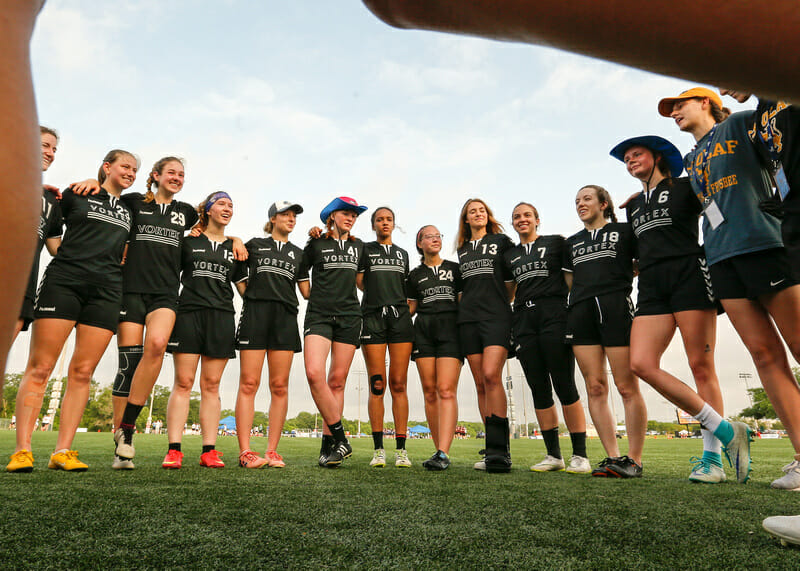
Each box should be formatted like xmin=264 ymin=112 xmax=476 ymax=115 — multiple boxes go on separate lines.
xmin=542 ymin=428 xmax=561 ymax=459
xmin=168 ymin=442 xmax=181 ymax=452
xmin=328 ymin=421 xmax=346 ymax=442
xmin=570 ymin=431 xmax=587 ymax=458
xmin=372 ymin=431 xmax=384 ymax=449
xmin=396 ymin=435 xmax=406 ymax=450
xmin=121 ymin=403 xmax=144 ymax=428
xmin=321 ymin=434 xmax=334 ymax=455
xmin=202 ymin=445 xmax=215 ymax=454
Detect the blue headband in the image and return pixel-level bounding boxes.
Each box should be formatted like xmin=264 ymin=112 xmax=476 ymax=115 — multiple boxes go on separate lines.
xmin=205 ymin=191 xmax=232 ymax=213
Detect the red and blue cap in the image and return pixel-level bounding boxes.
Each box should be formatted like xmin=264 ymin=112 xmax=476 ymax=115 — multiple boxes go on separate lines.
xmin=609 ymin=135 xmax=684 ymax=178
xmin=320 ymin=196 xmax=367 ymax=224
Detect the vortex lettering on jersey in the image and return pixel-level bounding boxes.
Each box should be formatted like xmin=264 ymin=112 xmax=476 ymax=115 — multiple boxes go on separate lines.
xmin=257 ymin=257 xmax=296 ymax=272
xmin=370 ymin=257 xmax=404 ymax=267
xmin=323 ymin=254 xmax=358 ymax=263
xmin=460 ymin=259 xmax=493 ymax=270
xmin=421 ymin=285 xmax=454 ymax=297
xmin=137 ymin=224 xmax=181 ymax=239
xmin=512 ymin=260 xmax=548 ymax=276
xmin=193 ymin=260 xmax=229 ymax=275
xmin=573 ymin=242 xmax=616 ymax=257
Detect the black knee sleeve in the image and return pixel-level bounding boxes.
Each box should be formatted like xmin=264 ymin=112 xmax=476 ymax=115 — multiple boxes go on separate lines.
xmin=370 ymin=374 xmax=385 ymax=396
xmin=543 ymin=340 xmax=580 ymax=406
xmin=516 ymin=343 xmax=555 ymax=409
xmin=112 ymin=345 xmax=143 ymax=397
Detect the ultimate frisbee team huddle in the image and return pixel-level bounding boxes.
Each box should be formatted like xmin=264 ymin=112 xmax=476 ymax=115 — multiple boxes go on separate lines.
xmin=7 ymin=88 xmax=800 ymax=490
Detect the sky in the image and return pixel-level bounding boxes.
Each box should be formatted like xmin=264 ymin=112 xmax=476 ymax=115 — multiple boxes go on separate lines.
xmin=12 ymin=0 xmax=773 ymax=427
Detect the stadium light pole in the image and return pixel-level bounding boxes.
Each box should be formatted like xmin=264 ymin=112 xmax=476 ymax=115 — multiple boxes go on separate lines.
xmin=739 ymin=372 xmax=753 ymax=405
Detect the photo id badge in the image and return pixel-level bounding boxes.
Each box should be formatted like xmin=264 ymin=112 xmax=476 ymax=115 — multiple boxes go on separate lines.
xmin=776 ymin=165 xmax=791 ymax=201
xmin=703 ymin=199 xmax=725 ymax=230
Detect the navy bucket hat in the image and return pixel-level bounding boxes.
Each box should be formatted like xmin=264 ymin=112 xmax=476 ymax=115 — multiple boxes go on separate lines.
xmin=609 ymin=135 xmax=684 ymax=178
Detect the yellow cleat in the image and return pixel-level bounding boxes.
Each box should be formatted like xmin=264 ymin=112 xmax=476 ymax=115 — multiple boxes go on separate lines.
xmin=7 ymin=449 xmax=34 ymax=473
xmin=48 ymin=450 xmax=88 ymax=472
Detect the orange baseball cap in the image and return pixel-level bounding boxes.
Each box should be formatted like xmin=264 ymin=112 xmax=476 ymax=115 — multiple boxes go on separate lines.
xmin=658 ymin=87 xmax=723 ymax=117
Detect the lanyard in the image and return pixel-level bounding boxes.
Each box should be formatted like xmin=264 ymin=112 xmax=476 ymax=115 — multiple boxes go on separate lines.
xmin=758 ymin=103 xmax=791 ymax=200
xmin=690 ymin=125 xmax=718 ymax=201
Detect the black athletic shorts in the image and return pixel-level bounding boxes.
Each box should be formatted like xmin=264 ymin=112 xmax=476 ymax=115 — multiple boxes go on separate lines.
xmin=168 ymin=309 xmax=236 ymax=359
xmin=34 ymin=275 xmax=122 ymax=333
xmin=566 ymin=291 xmax=633 ymax=347
xmin=782 ymin=211 xmax=800 ymax=281
xmin=120 ymin=292 xmax=178 ymax=324
xmin=636 ymin=256 xmax=716 ymax=316
xmin=709 ymin=248 xmax=797 ymax=300
xmin=412 ymin=312 xmax=462 ymax=361
xmin=360 ymin=305 xmax=414 ymax=345
xmin=237 ymin=300 xmax=301 ymax=352
xmin=303 ymin=312 xmax=361 ymax=347
xmin=511 ymin=297 xmax=568 ymax=340
xmin=19 ymin=296 xmax=35 ymax=332
xmin=458 ymin=312 xmax=512 ymax=356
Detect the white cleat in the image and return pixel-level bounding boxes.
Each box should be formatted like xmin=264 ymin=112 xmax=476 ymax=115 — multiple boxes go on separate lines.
xmin=771 ymin=460 xmax=800 ymax=491
xmin=473 ymin=459 xmax=486 ymax=471
xmin=369 ymin=448 xmax=386 ymax=468
xmin=112 ymin=455 xmax=135 ymax=470
xmin=565 ymin=455 xmax=592 ymax=474
xmin=395 ymin=449 xmax=412 ymax=468
xmin=114 ymin=427 xmax=135 ymax=460
xmin=688 ymin=457 xmax=726 ymax=483
xmin=763 ymin=515 xmax=800 ymax=546
xmin=530 ymin=454 xmax=566 ymax=472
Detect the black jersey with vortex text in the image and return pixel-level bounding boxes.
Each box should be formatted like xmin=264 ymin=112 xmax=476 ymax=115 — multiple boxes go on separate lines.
xmin=25 ymin=189 xmax=63 ymax=300
xmin=233 ymin=237 xmax=307 ymax=312
xmin=300 ymin=236 xmax=364 ymax=317
xmin=456 ymin=233 xmax=514 ymax=324
xmin=45 ymin=188 xmax=131 ymax=287
xmin=503 ymin=235 xmax=569 ymax=308
xmin=360 ymin=241 xmax=410 ymax=310
xmin=121 ymin=193 xmax=199 ymax=294
xmin=177 ymin=234 xmax=235 ymax=313
xmin=405 ymin=259 xmax=462 ymax=314
xmin=624 ymin=177 xmax=702 ymax=270
xmin=563 ymin=223 xmax=635 ymax=306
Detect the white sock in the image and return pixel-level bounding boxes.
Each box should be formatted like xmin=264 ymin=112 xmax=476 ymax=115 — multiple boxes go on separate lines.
xmin=693 ymin=403 xmax=723 ymax=433
xmin=701 ymin=428 xmax=722 ymax=454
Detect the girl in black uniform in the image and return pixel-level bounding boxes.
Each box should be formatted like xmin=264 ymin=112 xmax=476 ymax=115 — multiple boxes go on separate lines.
xmin=564 ymin=185 xmax=647 ymax=478
xmin=504 ymin=203 xmax=590 ymax=474
xmin=9 ymin=149 xmax=136 ymax=472
xmin=233 ymin=201 xmax=307 ymax=469
xmin=407 ymin=225 xmax=463 ymax=471
xmin=110 ymin=157 xmax=198 ymax=470
xmin=163 ymin=191 xmax=238 ymax=469
xmin=610 ymin=136 xmax=724 ymax=483
xmin=456 ymin=198 xmax=514 ymax=473
xmin=358 ymin=207 xmax=414 ymax=468
xmin=299 ymin=196 xmax=367 ymax=467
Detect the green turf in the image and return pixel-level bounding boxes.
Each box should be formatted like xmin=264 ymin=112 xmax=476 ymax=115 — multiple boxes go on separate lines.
xmin=1 ymin=432 xmax=798 ymax=569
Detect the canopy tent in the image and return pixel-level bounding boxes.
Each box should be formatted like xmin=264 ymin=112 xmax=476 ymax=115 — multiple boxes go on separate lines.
xmin=219 ymin=416 xmax=236 ymax=430
xmin=408 ymin=425 xmax=431 ymax=434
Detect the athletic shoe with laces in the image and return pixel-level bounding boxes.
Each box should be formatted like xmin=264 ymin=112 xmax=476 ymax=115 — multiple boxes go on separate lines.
xmin=771 ymin=460 xmax=800 ymax=490
xmin=162 ymin=449 xmax=184 ymax=469
xmin=565 ymin=455 xmax=592 ymax=474
xmin=114 ymin=427 xmax=135 ymax=460
xmin=370 ymin=448 xmax=386 ymax=468
xmin=199 ymin=449 xmax=225 ymax=468
xmin=238 ymin=449 xmax=268 ymax=469
xmin=591 ymin=457 xmax=618 ymax=477
xmin=424 ymin=450 xmax=451 ymax=471
xmin=6 ymin=449 xmax=34 ymax=473
xmin=112 ymin=455 xmax=135 ymax=470
xmin=48 ymin=450 xmax=88 ymax=471
xmin=688 ymin=456 xmax=726 ymax=483
xmin=395 ymin=449 xmax=412 ymax=468
xmin=606 ymin=455 xmax=642 ymax=478
xmin=473 ymin=459 xmax=486 ymax=471
xmin=530 ymin=454 xmax=566 ymax=472
xmin=266 ymin=450 xmax=285 ymax=468
xmin=763 ymin=515 xmax=800 ymax=546
xmin=324 ymin=440 xmax=352 ymax=468
xmin=723 ymin=421 xmax=753 ymax=483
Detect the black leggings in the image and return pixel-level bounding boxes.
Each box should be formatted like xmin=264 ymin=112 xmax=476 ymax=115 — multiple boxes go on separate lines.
xmin=516 ymin=335 xmax=579 ymax=409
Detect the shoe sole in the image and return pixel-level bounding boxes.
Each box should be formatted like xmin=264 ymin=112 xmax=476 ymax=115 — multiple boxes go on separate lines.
xmin=199 ymin=464 xmax=225 ymax=468
xmin=6 ymin=466 xmax=33 ymax=473
xmin=530 ymin=467 xmax=565 ymax=472
xmin=48 ymin=464 xmax=88 ymax=472
xmin=763 ymin=525 xmax=800 ymax=547
xmin=565 ymin=469 xmax=591 ymax=474
xmin=162 ymin=465 xmax=182 ymax=469
xmin=112 ymin=463 xmax=135 ymax=470
xmin=370 ymin=463 xmax=386 ymax=468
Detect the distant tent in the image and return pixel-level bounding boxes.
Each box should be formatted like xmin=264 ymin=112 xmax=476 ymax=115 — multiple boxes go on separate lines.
xmin=408 ymin=425 xmax=431 ymax=434
xmin=219 ymin=416 xmax=236 ymax=430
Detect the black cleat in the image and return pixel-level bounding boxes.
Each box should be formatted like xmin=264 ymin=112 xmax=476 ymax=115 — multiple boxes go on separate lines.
xmin=424 ymin=450 xmax=451 ymax=471
xmin=591 ymin=457 xmax=618 ymax=477
xmin=605 ymin=455 xmax=642 ymax=478
xmin=324 ymin=441 xmax=352 ymax=468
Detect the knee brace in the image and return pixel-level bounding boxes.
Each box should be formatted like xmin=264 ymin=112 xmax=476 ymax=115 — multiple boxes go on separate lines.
xmin=370 ymin=374 xmax=385 ymax=396
xmin=112 ymin=345 xmax=143 ymax=397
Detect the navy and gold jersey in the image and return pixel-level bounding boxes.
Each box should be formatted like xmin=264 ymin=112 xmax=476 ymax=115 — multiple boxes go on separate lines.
xmin=45 ymin=188 xmax=131 ymax=287
xmin=233 ymin=236 xmax=307 ymax=313
xmin=625 ymin=177 xmax=703 ymax=270
xmin=177 ymin=234 xmax=235 ymax=313
xmin=751 ymin=99 xmax=800 ymax=212
xmin=456 ymin=233 xmax=514 ymax=324
xmin=25 ymin=189 xmax=63 ymax=300
xmin=300 ymin=236 xmax=364 ymax=317
xmin=406 ymin=259 xmax=461 ymax=314
xmin=503 ymin=235 xmax=569 ymax=307
xmin=360 ymin=241 xmax=410 ymax=310
xmin=121 ymin=193 xmax=199 ymax=294
xmin=563 ymin=222 xmax=635 ymax=306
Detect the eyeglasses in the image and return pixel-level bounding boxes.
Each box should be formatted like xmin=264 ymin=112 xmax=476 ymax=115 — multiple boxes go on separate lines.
xmin=422 ymin=233 xmax=443 ymax=240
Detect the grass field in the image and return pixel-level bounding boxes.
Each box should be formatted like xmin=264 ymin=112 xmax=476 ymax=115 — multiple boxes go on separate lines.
xmin=1 ymin=432 xmax=798 ymax=569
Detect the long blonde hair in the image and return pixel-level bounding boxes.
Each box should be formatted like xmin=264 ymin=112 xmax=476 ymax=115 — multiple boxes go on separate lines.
xmin=456 ymin=198 xmax=504 ymax=249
